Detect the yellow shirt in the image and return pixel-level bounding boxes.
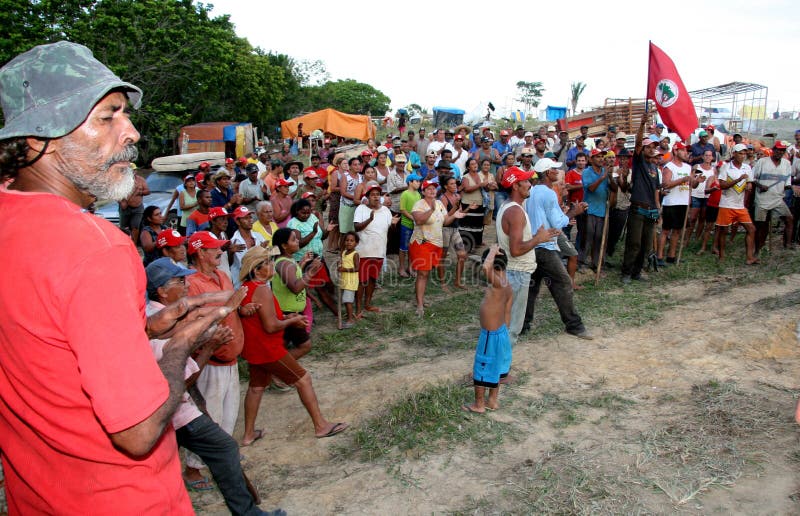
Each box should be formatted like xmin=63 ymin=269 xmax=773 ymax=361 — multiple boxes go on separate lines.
xmin=252 ymin=220 xmax=278 ymax=247
xmin=340 ymin=250 xmax=359 ymax=291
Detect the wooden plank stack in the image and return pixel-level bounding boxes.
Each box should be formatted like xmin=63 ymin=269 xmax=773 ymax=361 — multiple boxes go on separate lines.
xmin=559 ymin=98 xmax=655 ymax=139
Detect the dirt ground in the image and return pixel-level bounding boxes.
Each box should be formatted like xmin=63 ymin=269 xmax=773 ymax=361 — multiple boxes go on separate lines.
xmin=188 ymin=254 xmax=800 ymax=514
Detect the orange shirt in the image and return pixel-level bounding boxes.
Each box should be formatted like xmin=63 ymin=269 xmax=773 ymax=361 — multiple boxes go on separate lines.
xmin=187 ymin=268 xmax=244 ymax=364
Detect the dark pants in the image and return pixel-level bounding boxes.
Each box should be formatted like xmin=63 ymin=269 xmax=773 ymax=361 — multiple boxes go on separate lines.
xmin=606 ymin=208 xmax=629 ymax=257
xmin=584 ymin=214 xmax=605 ymax=267
xmin=621 ymin=210 xmax=656 ymax=278
xmin=176 ymin=414 xmax=264 ymax=516
xmin=522 ymin=248 xmax=585 ymax=334
xmin=574 ymin=212 xmax=587 ymax=261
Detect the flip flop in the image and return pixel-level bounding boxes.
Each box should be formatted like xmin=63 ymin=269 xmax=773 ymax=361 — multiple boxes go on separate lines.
xmin=316 ymin=422 xmax=348 ymax=438
xmin=184 ymin=477 xmax=214 ymax=492
xmin=241 ymin=429 xmax=264 ymax=447
xmin=461 ymin=404 xmax=485 ymax=414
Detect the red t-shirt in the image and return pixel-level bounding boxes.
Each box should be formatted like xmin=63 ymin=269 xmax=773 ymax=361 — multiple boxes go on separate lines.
xmin=565 ymin=169 xmax=585 ymax=203
xmin=0 ymin=187 xmax=191 ymax=514
xmin=186 ymin=268 xmax=244 ymax=364
xmin=239 ymin=280 xmax=288 ymax=364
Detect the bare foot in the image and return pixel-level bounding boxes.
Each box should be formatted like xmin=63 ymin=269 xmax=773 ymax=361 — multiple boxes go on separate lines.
xmin=454 ymin=282 xmax=467 ymax=290
xmin=399 ymin=271 xmax=410 ymax=278
xmin=572 ymin=283 xmax=584 ymax=291
xmin=486 ymin=401 xmax=499 ymax=411
xmin=499 ymin=375 xmax=515 ymax=385
xmin=416 ymin=306 xmax=424 ymax=317
xmin=462 ymin=403 xmax=485 ymax=414
xmin=364 ymin=305 xmax=381 ymax=312
xmin=440 ymin=284 xmax=451 ymax=293
xmin=746 ymin=258 xmax=760 ymax=265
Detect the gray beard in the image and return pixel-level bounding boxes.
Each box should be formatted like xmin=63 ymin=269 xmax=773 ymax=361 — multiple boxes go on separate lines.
xmin=58 ymin=139 xmax=139 ymax=201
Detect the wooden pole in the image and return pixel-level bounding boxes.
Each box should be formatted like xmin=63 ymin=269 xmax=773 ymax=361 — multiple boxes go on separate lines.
xmin=676 ymin=198 xmax=691 ymax=265
xmin=595 ymin=195 xmax=611 ymax=286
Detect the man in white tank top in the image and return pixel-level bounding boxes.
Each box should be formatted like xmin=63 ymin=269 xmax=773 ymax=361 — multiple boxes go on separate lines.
xmin=496 ymin=166 xmax=559 ymax=346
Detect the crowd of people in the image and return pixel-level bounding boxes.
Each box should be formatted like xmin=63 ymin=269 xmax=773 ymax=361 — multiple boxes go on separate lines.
xmin=2 ymin=41 xmax=800 ymax=515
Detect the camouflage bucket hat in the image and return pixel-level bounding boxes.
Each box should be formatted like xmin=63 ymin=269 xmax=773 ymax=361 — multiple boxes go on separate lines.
xmin=0 ymin=41 xmax=142 ymax=140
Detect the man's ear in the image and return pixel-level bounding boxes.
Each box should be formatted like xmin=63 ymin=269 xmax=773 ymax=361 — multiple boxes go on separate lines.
xmin=25 ymin=136 xmax=55 ymax=155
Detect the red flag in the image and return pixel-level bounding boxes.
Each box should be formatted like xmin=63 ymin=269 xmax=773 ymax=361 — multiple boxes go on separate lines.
xmin=647 ymin=42 xmax=698 ymax=140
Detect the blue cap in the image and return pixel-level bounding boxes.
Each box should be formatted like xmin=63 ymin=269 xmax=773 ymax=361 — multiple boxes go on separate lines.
xmin=146 ymin=257 xmax=195 ymax=294
xmin=405 ymin=173 xmax=422 ymax=184
xmin=655 ymin=123 xmax=665 ymax=129
xmin=646 ymin=134 xmax=661 ymax=145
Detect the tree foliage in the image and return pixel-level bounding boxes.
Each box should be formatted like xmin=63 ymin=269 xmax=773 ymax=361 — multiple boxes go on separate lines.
xmin=570 ymin=81 xmax=587 ymax=114
xmin=0 ymin=0 xmax=390 ymax=161
xmin=516 ymin=81 xmax=545 ymax=114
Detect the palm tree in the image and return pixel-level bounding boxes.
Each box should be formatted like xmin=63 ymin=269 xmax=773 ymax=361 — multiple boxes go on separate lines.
xmin=570 ymin=82 xmax=587 ymax=115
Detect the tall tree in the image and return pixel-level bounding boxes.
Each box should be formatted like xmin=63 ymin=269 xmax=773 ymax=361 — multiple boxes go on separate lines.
xmin=570 ymin=81 xmax=587 ymax=115
xmin=515 ymin=81 xmax=545 ymax=115
xmin=303 ymin=79 xmax=390 ymax=116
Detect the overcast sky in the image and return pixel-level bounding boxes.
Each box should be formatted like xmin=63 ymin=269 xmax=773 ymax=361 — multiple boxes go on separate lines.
xmin=208 ymin=0 xmax=798 ymax=118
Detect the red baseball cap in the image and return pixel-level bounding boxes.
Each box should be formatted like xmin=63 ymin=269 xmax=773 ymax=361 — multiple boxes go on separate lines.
xmin=672 ymin=141 xmax=688 ymax=150
xmin=590 ymin=149 xmax=606 ymax=157
xmin=237 ymin=157 xmax=247 ymax=164
xmin=208 ymin=207 xmax=230 ymax=220
xmin=773 ymin=140 xmax=788 ymax=150
xmin=156 ymin=229 xmax=186 ymax=248
xmin=303 ymin=168 xmax=319 ymax=179
xmin=232 ymin=206 xmax=252 ymax=219
xmin=360 ymin=150 xmax=373 ymax=156
xmin=421 ymin=180 xmax=438 ymax=190
xmin=706 ymin=124 xmax=715 ymax=130
xmin=501 ymin=166 xmax=534 ymax=188
xmin=199 ymin=161 xmax=211 ymax=170
xmin=187 ymin=231 xmax=229 ymax=255
xmin=534 ymin=138 xmax=547 ymax=145
xmin=454 ymin=134 xmax=464 ymax=141
xmin=500 ymin=130 xmax=510 ymax=136
xmin=275 ymin=177 xmax=294 ymax=187
xmin=225 ymin=158 xmax=234 ymax=164
xmin=301 ymin=191 xmax=317 ymax=200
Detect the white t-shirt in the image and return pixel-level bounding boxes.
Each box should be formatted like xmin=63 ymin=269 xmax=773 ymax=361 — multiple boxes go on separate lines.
xmin=353 ymin=204 xmax=392 ymax=258
xmin=428 ymin=141 xmax=455 ymax=166
xmin=691 ymin=164 xmax=715 ymax=198
xmin=229 ymin=230 xmax=265 ymax=287
xmin=452 ymin=148 xmax=470 ymax=175
xmin=718 ymin=161 xmax=752 ymax=209
xmin=661 ymin=161 xmax=692 ymax=206
xmin=753 ymin=157 xmax=792 ymax=211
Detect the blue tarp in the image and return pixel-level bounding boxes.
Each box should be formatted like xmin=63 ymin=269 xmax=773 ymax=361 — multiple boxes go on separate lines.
xmin=545 ymin=106 xmax=567 ymax=121
xmin=433 ymin=106 xmax=466 ymax=115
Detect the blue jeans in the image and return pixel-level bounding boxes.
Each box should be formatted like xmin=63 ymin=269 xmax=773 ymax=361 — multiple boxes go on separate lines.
xmin=176 ymin=414 xmax=266 ymax=516
xmin=493 ymin=191 xmax=509 ymax=220
xmin=505 ymin=269 xmax=531 ymax=346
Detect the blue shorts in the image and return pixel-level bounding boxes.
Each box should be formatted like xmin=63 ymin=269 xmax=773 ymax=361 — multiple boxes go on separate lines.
xmin=690 ymin=196 xmax=707 ymax=209
xmin=399 ymin=224 xmax=413 ymax=252
xmin=472 ymin=325 xmax=511 ymax=388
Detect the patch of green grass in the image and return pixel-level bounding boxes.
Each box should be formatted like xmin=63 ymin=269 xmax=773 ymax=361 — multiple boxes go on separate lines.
xmin=332 ymin=379 xmax=522 ymax=463
xmin=518 ymin=391 xmax=636 ymax=428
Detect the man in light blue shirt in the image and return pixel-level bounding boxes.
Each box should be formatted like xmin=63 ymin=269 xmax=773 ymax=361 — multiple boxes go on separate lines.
xmin=522 ymin=158 xmax=591 ymax=340
xmin=581 ymin=149 xmax=618 ymax=269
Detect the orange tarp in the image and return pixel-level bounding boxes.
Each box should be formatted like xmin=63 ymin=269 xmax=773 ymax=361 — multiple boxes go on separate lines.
xmin=281 ymin=108 xmax=376 ymax=141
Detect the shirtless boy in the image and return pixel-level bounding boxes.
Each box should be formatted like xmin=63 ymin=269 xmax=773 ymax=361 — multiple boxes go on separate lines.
xmin=463 ymin=244 xmax=513 ymax=414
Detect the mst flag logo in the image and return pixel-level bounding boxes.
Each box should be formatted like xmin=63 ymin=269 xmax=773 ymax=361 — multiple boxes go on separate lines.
xmin=655 ymin=79 xmax=678 ymax=108
xmin=647 ymin=42 xmax=698 ymax=140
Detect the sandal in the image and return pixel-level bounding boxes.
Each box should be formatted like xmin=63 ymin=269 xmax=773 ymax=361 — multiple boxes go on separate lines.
xmin=184 ymin=477 xmax=214 ymax=492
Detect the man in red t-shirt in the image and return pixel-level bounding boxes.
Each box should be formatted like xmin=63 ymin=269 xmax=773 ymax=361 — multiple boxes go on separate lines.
xmin=564 ymin=153 xmax=589 ymax=257
xmin=0 ymin=42 xmax=238 ymax=514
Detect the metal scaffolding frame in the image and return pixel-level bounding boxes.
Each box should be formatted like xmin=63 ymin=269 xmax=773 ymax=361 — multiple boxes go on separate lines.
xmin=689 ymin=81 xmax=768 ymax=136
